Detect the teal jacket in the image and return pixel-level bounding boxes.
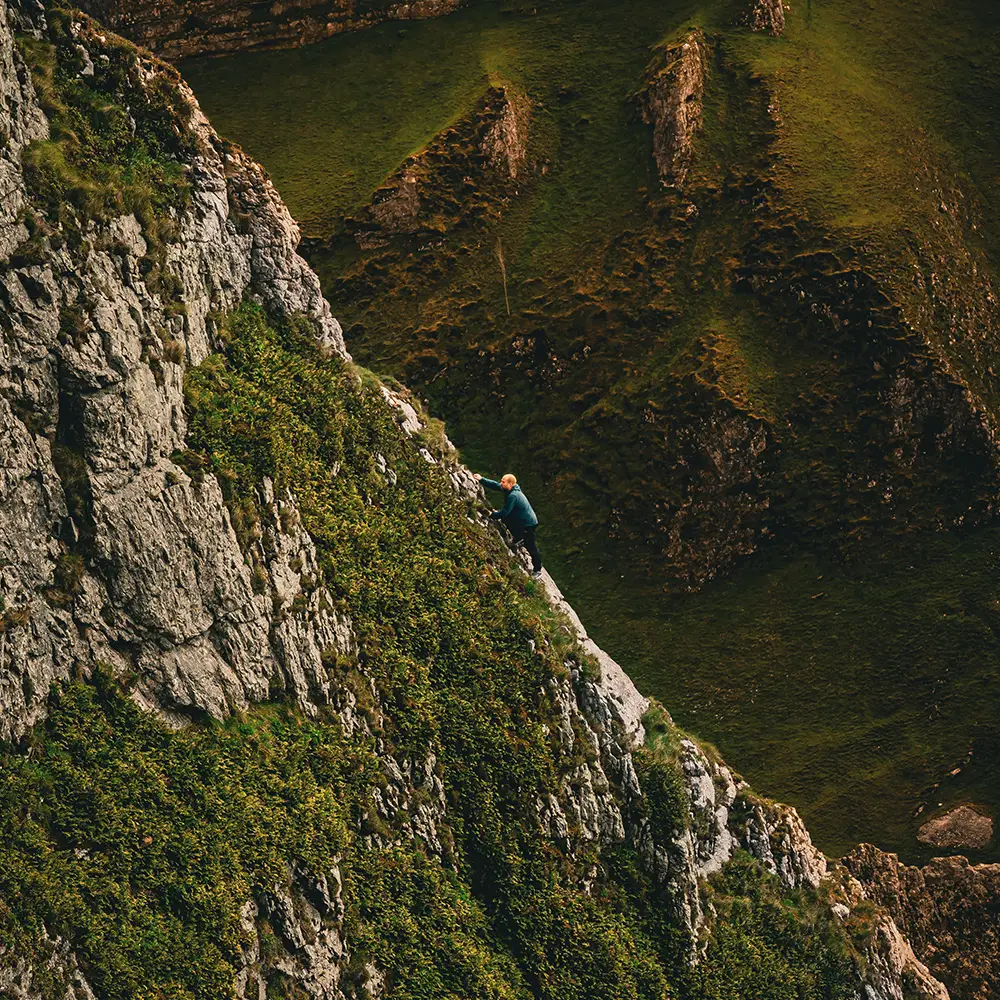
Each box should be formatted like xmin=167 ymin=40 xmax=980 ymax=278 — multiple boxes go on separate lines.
xmin=481 ymin=479 xmax=539 ymax=532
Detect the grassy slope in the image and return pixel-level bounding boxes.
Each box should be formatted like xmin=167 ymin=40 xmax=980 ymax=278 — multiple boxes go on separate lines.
xmin=180 ymin=16 xmax=492 ymax=235
xmin=0 ymin=308 xmax=865 ymax=999
xmin=180 ymin=0 xmax=1000 ymax=865
xmin=0 ymin=10 xmax=927 ymax=993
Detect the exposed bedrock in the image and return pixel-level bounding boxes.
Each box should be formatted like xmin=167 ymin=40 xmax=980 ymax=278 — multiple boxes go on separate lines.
xmin=740 ymin=0 xmax=785 ymax=36
xmin=635 ymin=29 xmax=709 ymax=189
xmin=0 ymin=3 xmax=344 ymax=739
xmin=75 ymin=0 xmax=461 ymax=59
xmin=845 ymin=845 xmax=1000 ymax=1000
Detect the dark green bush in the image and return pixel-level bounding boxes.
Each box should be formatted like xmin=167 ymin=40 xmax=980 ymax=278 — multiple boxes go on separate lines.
xmin=686 ymin=854 xmax=858 ymax=1000
xmin=0 ymin=670 xmax=372 ymax=999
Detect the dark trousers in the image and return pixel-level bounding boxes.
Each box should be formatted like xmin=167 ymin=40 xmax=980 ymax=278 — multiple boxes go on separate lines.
xmin=512 ymin=525 xmax=542 ymax=572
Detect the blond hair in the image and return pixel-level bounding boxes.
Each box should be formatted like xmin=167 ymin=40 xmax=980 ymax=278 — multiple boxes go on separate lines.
xmin=501 ymin=473 xmax=517 ymax=487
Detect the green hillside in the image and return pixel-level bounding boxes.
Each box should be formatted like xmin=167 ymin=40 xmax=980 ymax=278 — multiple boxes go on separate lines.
xmin=0 ymin=3 xmax=987 ymax=995
xmin=183 ymin=0 xmax=1000 ymax=862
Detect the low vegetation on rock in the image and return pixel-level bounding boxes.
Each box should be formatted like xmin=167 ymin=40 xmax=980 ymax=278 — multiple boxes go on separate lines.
xmin=0 ymin=1 xmax=993 ymax=997
xmin=181 ymin=0 xmax=1000 ymax=862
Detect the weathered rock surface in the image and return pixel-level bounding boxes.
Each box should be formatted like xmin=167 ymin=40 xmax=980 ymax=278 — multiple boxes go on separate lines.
xmin=918 ymin=804 xmax=994 ymax=850
xmin=636 ymin=29 xmax=708 ymax=188
xmin=77 ymin=0 xmax=460 ymax=60
xmin=480 ymin=85 xmax=531 ymax=180
xmin=0 ymin=936 xmax=96 ymax=1000
xmin=0 ymin=4 xmax=346 ymax=741
xmin=740 ymin=0 xmax=785 ymax=36
xmin=846 ymin=845 xmax=1000 ymax=1000
xmin=857 ymin=915 xmax=951 ymax=1000
xmin=0 ymin=1 xmax=47 ymax=259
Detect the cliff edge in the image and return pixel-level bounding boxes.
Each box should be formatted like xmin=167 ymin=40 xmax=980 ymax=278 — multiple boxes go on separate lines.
xmin=0 ymin=4 xmax=970 ymax=998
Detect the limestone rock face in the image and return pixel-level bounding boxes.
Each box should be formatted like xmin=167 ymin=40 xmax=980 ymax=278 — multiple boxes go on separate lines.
xmin=857 ymin=915 xmax=951 ymax=1000
xmin=0 ymin=5 xmax=346 ymax=740
xmin=741 ymin=0 xmax=785 ymax=36
xmin=480 ymin=86 xmax=531 ymax=180
xmin=0 ymin=2 xmax=47 ymax=259
xmin=634 ymin=733 xmax=830 ymax=952
xmin=636 ymin=30 xmax=708 ymax=189
xmin=0 ymin=7 xmax=958 ymax=1000
xmin=76 ymin=0 xmax=460 ymax=59
xmin=0 ymin=936 xmax=96 ymax=1000
xmin=846 ymin=845 xmax=1000 ymax=1000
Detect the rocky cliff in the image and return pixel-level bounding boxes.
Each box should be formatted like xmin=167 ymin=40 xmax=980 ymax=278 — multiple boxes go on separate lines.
xmin=75 ymin=0 xmax=459 ymax=59
xmin=845 ymin=845 xmax=1000 ymax=1000
xmin=0 ymin=4 xmax=975 ymax=999
xmin=739 ymin=0 xmax=785 ymax=36
xmin=1 ymin=0 xmax=341 ymax=740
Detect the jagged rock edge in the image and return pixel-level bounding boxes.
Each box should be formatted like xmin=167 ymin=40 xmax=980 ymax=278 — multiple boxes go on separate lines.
xmin=0 ymin=5 xmax=951 ymax=997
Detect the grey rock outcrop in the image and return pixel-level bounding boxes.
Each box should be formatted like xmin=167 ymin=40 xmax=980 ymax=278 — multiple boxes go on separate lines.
xmin=0 ymin=936 xmax=96 ymax=1000
xmin=858 ymin=916 xmax=950 ymax=1000
xmin=0 ymin=5 xmax=347 ymax=740
xmin=249 ymin=866 xmax=349 ymax=1000
xmin=917 ymin=804 xmax=994 ymax=850
xmin=480 ymin=86 xmax=531 ymax=180
xmin=636 ymin=29 xmax=708 ymax=188
xmin=741 ymin=0 xmax=785 ymax=36
xmin=0 ymin=1 xmax=47 ymax=258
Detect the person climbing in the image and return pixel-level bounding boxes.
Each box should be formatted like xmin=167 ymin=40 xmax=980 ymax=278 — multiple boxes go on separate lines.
xmin=475 ymin=472 xmax=543 ymax=576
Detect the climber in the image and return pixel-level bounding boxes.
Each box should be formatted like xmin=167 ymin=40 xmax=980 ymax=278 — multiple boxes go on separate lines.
xmin=475 ymin=472 xmax=543 ymax=576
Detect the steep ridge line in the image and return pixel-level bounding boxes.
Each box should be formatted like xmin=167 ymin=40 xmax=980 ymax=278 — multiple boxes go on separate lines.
xmin=74 ymin=0 xmax=461 ymax=59
xmin=0 ymin=3 xmax=974 ymax=997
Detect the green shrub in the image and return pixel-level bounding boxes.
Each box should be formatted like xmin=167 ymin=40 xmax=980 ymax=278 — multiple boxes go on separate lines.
xmin=685 ymin=854 xmax=858 ymax=1000
xmin=344 ymin=848 xmax=529 ymax=1000
xmin=16 ymin=11 xmax=194 ymax=246
xmin=0 ymin=669 xmax=373 ymax=999
xmin=633 ymin=703 xmax=688 ymax=841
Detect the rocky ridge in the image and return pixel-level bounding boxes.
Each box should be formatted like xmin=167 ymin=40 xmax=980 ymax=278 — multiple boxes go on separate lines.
xmin=626 ymin=31 xmax=1000 ymax=580
xmin=635 ymin=29 xmax=708 ymax=190
xmin=328 ymin=84 xmax=530 ymax=251
xmin=846 ymin=845 xmax=1000 ymax=1000
xmin=75 ymin=0 xmax=460 ymax=60
xmin=0 ymin=4 xmax=967 ymax=998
